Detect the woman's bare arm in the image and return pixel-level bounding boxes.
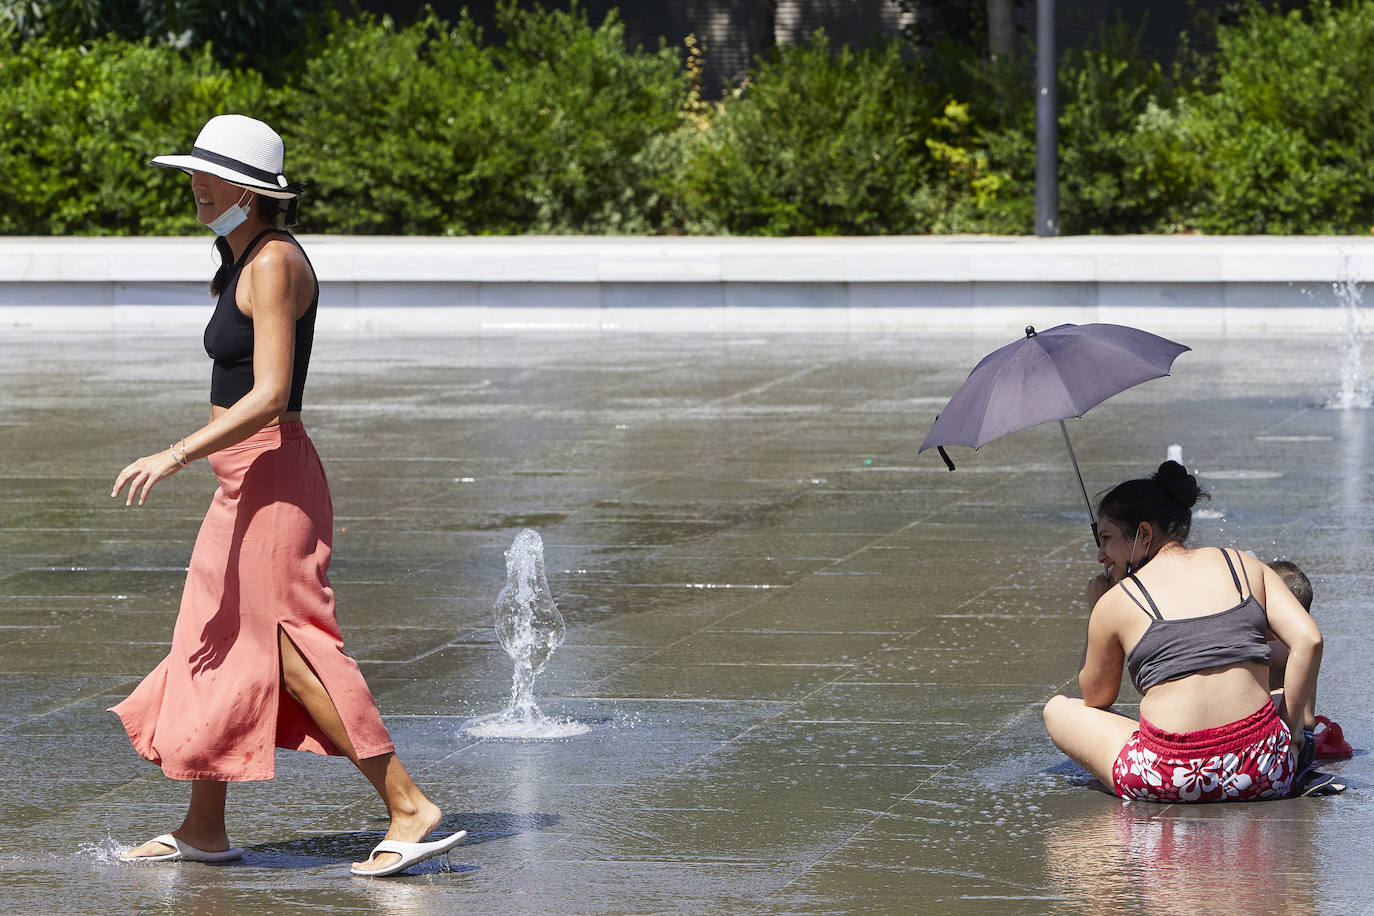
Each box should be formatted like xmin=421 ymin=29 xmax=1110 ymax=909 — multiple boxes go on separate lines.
xmin=1256 ymin=558 xmax=1323 ymax=741
xmin=1079 ymin=597 xmax=1127 ymax=709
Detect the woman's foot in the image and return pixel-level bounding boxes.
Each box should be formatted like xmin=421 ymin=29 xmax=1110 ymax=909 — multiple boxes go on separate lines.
xmin=351 ymin=799 xmax=444 ymax=873
xmin=122 ymin=780 xmax=233 ymax=862
xmin=121 ymin=828 xmax=233 ymax=861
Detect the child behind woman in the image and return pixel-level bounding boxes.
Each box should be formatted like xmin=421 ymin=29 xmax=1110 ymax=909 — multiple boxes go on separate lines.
xmin=1268 ymin=559 xmax=1352 ymax=763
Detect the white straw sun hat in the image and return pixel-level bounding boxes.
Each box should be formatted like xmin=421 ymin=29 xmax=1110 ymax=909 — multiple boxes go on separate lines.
xmin=152 ymin=114 xmax=301 ymax=199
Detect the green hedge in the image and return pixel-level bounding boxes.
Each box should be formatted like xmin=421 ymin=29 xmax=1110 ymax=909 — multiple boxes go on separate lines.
xmin=671 ymin=37 xmax=940 ymax=235
xmin=0 ymin=40 xmax=273 ymax=234
xmin=1184 ymin=0 xmax=1374 ymax=233
xmin=4 ymin=0 xmax=1374 ymax=236
xmin=287 ymin=7 xmax=686 ymax=234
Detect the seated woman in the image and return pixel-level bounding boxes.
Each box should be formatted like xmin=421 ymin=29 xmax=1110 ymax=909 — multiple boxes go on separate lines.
xmin=1044 ymin=461 xmax=1322 ymax=802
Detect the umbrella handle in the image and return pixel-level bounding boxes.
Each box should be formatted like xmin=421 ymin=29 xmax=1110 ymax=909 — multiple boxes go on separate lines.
xmin=930 ymin=414 xmax=956 ymax=471
xmin=1059 ymin=420 xmax=1101 ymax=548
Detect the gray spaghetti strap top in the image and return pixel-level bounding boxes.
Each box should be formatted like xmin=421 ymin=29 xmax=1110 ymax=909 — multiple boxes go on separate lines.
xmin=1123 ymin=548 xmax=1272 ymax=694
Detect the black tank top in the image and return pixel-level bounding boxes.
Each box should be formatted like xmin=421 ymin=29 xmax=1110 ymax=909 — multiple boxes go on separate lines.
xmin=1123 ymin=548 xmax=1272 ymax=694
xmin=203 ymin=229 xmax=318 ymax=411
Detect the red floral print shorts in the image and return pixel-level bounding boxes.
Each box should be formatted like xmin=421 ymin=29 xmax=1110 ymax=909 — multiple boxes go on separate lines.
xmin=1111 ymin=701 xmax=1295 ymax=803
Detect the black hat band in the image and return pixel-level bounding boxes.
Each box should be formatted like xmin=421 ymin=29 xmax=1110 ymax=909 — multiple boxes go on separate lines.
xmin=191 ymin=146 xmax=286 ymax=187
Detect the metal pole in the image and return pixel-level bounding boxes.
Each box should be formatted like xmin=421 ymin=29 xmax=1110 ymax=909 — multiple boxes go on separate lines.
xmin=1060 ymin=420 xmax=1099 ymax=546
xmin=1035 ymin=0 xmax=1058 ymax=237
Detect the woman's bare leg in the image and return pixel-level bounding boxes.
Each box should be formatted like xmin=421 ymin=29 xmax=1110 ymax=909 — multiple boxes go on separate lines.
xmin=278 ymin=628 xmax=442 ymax=872
xmin=1043 ymin=695 xmax=1140 ymax=788
xmin=121 ymin=780 xmax=230 ymax=859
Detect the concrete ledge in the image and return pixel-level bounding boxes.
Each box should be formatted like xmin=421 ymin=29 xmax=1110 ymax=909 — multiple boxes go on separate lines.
xmin=2 ymin=235 xmax=1372 ymax=333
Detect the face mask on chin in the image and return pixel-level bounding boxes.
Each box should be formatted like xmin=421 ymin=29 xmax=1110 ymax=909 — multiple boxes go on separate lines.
xmin=205 ymin=189 xmax=253 ymax=237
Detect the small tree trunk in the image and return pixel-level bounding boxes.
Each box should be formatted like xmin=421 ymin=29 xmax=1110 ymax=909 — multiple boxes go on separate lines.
xmin=987 ymin=0 xmax=1015 ymax=59
xmin=748 ymin=0 xmax=779 ymax=55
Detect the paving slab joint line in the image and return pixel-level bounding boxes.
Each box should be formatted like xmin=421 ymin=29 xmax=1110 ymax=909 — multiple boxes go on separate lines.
xmin=581 ymin=450 xmax=1067 ymax=681
xmin=514 ymin=460 xmax=1085 ymax=829
xmin=701 ymin=359 xmax=842 ymax=409
xmin=759 ymin=531 xmax=1093 ymax=895
xmin=572 ymin=480 xmax=987 ymax=682
xmin=5 ymin=679 xmax=142 ymax=735
xmin=524 ymin=524 xmax=1091 ymax=867
xmin=1256 ymin=404 xmax=1321 ymax=439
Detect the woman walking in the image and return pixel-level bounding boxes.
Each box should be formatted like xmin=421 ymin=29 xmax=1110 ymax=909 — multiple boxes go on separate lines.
xmin=110 ymin=114 xmax=463 ymax=875
xmin=1043 ymin=460 xmax=1322 ymax=802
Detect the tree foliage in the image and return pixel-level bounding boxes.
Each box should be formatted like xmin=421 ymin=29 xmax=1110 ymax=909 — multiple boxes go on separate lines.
xmin=0 ymin=0 xmax=328 ymax=82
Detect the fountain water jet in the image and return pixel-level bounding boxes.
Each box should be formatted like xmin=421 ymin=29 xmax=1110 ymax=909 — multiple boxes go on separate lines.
xmin=1328 ymin=255 xmax=1372 ymax=409
xmin=465 ymin=529 xmax=589 ymax=739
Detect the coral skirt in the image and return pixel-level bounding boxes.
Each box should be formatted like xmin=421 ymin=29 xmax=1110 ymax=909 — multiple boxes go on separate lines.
xmin=110 ymin=422 xmax=393 ymax=781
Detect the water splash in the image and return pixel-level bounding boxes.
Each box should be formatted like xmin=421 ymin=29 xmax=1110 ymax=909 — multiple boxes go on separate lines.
xmin=76 ymin=837 xmax=131 ymax=864
xmin=466 ymin=529 xmax=588 ymax=739
xmin=1328 ymin=255 xmax=1372 ymax=409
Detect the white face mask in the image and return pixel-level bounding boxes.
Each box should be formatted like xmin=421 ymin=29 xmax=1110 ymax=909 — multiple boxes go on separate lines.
xmin=205 ymin=189 xmax=253 ymax=237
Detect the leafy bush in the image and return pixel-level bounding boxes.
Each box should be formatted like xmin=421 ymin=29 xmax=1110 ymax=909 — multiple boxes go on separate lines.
xmin=0 ymin=37 xmax=272 ymax=235
xmin=1184 ymin=0 xmax=1374 ymax=233
xmin=285 ymin=3 xmax=688 ymax=235
xmin=672 ymin=34 xmax=941 ymax=235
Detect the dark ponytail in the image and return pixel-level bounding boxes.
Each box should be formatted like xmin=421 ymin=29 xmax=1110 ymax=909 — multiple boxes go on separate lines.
xmin=210 ymin=236 xmax=234 ymax=297
xmin=1097 ymin=460 xmax=1209 ymax=545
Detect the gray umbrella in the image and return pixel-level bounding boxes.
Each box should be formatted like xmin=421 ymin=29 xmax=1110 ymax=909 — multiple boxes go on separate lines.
xmin=918 ymin=323 xmax=1190 ymax=545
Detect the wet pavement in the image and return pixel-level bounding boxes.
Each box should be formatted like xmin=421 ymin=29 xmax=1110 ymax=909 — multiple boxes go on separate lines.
xmin=0 ymin=329 xmax=1370 ymax=915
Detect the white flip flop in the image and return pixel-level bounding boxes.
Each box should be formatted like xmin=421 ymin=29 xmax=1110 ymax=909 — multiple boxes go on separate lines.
xmin=350 ymin=830 xmax=467 ymax=877
xmin=120 ymin=833 xmax=243 ymax=864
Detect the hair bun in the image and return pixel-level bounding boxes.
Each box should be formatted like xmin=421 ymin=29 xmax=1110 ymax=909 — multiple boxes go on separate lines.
xmin=1153 ymin=460 xmax=1202 ymax=509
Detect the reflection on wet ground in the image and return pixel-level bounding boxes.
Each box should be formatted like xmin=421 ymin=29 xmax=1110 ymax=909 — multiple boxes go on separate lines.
xmin=0 ymin=331 xmax=1369 ymax=914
